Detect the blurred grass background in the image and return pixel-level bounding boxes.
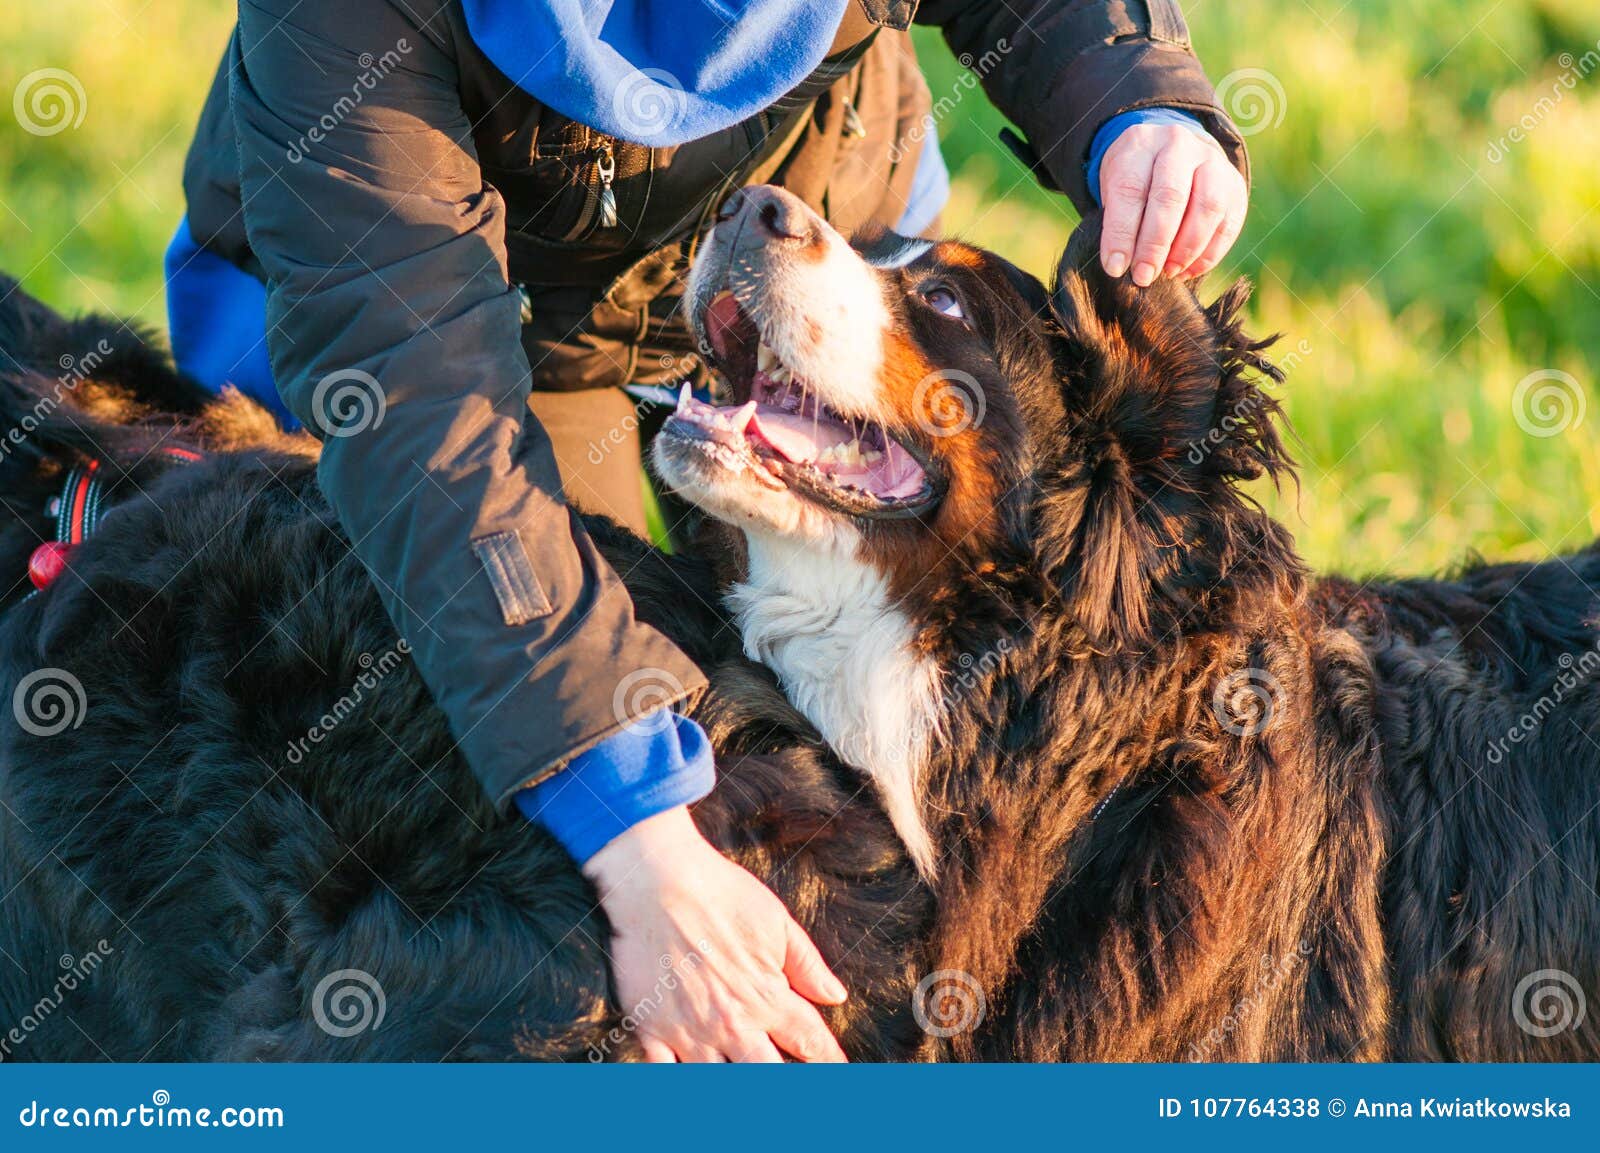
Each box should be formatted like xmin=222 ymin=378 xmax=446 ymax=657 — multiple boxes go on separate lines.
xmin=1 ymin=0 xmax=1597 ymax=575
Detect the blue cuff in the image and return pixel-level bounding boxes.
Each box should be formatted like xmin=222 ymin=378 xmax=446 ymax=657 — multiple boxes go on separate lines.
xmin=164 ymin=216 xmax=296 ymax=427
xmin=515 ymin=712 xmax=716 ymax=863
xmin=1085 ymin=108 xmax=1211 ymax=207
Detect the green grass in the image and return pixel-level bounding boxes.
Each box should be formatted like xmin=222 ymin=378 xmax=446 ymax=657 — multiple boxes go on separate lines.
xmin=3 ymin=0 xmax=1597 ymax=575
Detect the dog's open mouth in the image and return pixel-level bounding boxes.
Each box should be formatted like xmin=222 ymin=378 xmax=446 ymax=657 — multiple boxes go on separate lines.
xmin=663 ymin=292 xmax=941 ymax=519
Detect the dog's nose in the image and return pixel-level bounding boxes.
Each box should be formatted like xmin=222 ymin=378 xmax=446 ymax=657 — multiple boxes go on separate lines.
xmin=717 ymin=185 xmax=818 ymax=245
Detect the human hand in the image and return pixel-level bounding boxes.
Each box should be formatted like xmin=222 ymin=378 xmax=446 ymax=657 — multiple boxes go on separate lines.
xmin=583 ymin=805 xmax=849 ymax=1062
xmin=1098 ymin=121 xmax=1248 ymax=285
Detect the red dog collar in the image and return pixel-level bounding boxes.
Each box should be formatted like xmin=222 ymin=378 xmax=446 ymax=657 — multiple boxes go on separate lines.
xmin=29 ymin=447 xmax=202 ymax=592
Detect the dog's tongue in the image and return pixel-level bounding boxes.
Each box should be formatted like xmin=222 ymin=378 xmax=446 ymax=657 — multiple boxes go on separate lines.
xmin=749 ymin=410 xmax=843 ymax=463
xmin=851 ymin=442 xmax=926 ymax=500
xmin=749 ymin=410 xmax=925 ymax=500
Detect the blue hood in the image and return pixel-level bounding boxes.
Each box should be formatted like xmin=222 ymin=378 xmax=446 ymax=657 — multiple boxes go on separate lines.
xmin=461 ymin=0 xmax=852 ymax=146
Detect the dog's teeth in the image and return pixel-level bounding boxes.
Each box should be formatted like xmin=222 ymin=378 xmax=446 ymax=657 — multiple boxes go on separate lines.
xmin=732 ymin=400 xmax=758 ymax=434
xmin=770 ymin=364 xmax=792 ymax=385
xmin=861 ymin=448 xmax=883 ymax=463
xmin=837 ymin=440 xmax=862 ymax=466
xmin=757 ymin=343 xmax=778 ymax=374
xmin=676 ymin=383 xmax=693 ymax=413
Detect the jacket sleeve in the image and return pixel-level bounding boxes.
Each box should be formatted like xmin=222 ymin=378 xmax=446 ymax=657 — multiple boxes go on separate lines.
xmin=228 ymin=0 xmax=706 ymax=807
xmin=915 ymin=0 xmax=1250 ymax=214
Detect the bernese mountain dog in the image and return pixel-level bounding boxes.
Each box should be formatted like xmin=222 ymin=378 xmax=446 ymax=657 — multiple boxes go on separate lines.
xmin=0 ymin=186 xmax=1595 ymax=1061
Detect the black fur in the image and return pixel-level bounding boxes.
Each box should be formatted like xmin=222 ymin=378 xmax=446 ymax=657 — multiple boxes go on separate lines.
xmin=0 ymin=221 xmax=1596 ymax=1062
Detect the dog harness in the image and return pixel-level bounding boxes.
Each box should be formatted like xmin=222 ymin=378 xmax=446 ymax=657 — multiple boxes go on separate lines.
xmin=28 ymin=447 xmax=203 ymax=592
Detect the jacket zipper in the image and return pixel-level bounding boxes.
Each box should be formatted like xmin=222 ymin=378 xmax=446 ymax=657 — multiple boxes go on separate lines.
xmin=562 ymin=140 xmax=618 ymax=241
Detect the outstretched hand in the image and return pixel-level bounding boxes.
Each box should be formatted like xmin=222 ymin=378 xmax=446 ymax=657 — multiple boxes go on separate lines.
xmin=1097 ymin=120 xmax=1248 ymax=285
xmin=584 ymin=805 xmax=849 ymax=1062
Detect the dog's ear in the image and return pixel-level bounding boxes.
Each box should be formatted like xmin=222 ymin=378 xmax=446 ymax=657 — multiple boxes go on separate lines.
xmin=1031 ymin=214 xmax=1297 ymax=649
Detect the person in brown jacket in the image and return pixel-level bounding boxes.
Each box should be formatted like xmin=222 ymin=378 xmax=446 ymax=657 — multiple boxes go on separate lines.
xmin=165 ymin=0 xmax=1249 ymax=1061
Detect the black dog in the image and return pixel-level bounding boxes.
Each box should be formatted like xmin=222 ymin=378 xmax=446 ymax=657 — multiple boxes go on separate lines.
xmin=0 ymin=196 xmax=1596 ymax=1061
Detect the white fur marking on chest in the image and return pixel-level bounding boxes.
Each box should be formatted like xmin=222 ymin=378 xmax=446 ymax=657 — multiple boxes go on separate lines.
xmin=727 ymin=531 xmax=943 ymax=878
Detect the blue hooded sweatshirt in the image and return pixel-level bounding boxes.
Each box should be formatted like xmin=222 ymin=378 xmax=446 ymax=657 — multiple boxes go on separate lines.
xmin=167 ymin=1 xmax=1204 ymax=862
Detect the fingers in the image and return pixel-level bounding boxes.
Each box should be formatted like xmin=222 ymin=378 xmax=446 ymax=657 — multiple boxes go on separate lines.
xmin=1185 ymin=185 xmax=1248 ymax=279
xmin=728 ymin=1034 xmax=785 ymax=1063
xmin=676 ymin=1041 xmax=726 ymax=1063
xmin=768 ymin=991 xmax=849 ymax=1063
xmin=1129 ymin=144 xmax=1205 ymax=287
xmin=781 ymin=916 xmax=848 ymax=1005
xmin=1098 ymin=126 xmax=1248 ymax=286
xmin=1098 ymin=132 xmax=1158 ymax=279
xmin=639 ymin=1036 xmax=678 ymax=1063
xmin=1163 ymin=157 xmax=1238 ymax=277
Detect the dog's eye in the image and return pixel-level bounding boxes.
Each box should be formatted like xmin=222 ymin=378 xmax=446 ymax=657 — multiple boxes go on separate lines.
xmin=921 ymin=286 xmax=965 ymax=320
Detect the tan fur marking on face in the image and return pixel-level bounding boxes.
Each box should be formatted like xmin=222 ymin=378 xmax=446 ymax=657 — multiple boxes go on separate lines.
xmin=857 ymin=332 xmax=1008 ymax=605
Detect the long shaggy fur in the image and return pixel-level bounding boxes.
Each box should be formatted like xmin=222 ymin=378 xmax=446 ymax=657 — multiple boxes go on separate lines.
xmin=0 ymin=223 xmax=1595 ymax=1061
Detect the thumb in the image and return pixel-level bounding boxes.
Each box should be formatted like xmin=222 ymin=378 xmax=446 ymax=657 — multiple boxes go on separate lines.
xmin=782 ymin=916 xmax=848 ymax=1005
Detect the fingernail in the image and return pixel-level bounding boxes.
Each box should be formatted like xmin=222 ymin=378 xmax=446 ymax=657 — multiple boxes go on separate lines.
xmin=1163 ymin=260 xmax=1184 ymax=277
xmin=1132 ymin=261 xmax=1157 ymax=287
xmin=827 ymin=975 xmax=849 ymax=1002
xmin=1104 ymin=251 xmax=1129 ymax=278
